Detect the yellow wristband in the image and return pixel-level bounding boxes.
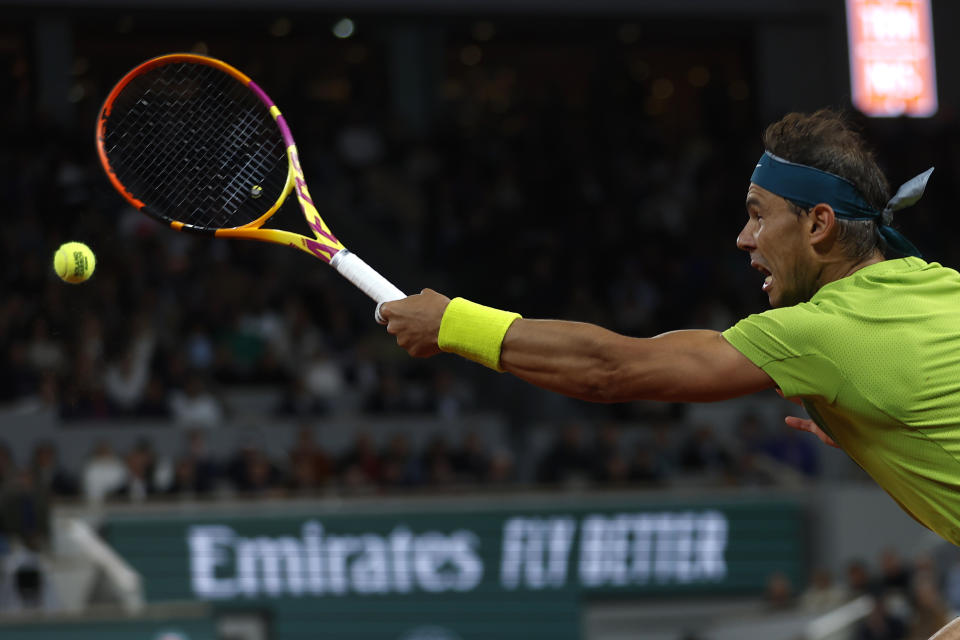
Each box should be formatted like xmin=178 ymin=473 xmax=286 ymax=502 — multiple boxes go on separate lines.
xmin=438 ymin=298 xmax=521 ymax=371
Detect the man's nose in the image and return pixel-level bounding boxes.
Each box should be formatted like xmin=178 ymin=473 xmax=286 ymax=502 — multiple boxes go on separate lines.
xmin=736 ymin=224 xmax=755 ymax=252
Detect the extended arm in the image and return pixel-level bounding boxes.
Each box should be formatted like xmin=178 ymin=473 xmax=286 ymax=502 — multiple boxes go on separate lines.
xmin=382 ymin=289 xmax=776 ymax=403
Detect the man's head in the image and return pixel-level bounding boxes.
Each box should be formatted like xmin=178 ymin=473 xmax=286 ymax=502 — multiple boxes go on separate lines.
xmin=737 ymin=109 xmax=891 ymax=307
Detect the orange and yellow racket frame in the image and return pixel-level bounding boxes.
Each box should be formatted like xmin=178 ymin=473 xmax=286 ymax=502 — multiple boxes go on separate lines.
xmin=96 ymin=53 xmax=346 ymax=263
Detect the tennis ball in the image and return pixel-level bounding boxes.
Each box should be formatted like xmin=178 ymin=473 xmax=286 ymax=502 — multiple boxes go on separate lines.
xmin=53 ymin=242 xmax=96 ymax=284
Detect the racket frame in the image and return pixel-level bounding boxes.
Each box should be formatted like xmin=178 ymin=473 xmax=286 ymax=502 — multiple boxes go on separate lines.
xmin=97 ymin=53 xmax=345 ymax=263
xmin=97 ymin=53 xmax=404 ymax=319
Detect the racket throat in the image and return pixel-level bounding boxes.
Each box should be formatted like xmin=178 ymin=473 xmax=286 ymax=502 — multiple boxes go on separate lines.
xmin=328 ymin=248 xmax=350 ymax=269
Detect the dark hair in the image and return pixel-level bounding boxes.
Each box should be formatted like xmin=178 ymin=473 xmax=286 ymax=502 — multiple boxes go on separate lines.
xmin=763 ymin=109 xmax=891 ymax=259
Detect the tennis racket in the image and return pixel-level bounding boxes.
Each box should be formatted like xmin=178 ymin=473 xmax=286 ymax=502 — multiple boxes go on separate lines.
xmin=96 ymin=53 xmax=404 ymax=322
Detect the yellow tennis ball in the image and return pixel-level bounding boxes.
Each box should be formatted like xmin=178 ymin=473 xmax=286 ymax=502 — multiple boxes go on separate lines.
xmin=53 ymin=242 xmax=96 ymax=284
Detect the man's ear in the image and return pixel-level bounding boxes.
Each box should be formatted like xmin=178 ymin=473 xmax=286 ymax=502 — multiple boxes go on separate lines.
xmin=808 ymin=203 xmax=838 ymax=247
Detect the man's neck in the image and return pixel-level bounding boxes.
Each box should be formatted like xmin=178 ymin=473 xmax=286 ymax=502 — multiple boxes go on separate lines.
xmin=817 ymin=251 xmax=886 ymax=289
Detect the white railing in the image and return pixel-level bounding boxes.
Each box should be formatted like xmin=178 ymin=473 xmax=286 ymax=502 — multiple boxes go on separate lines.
xmin=63 ymin=519 xmax=144 ymax=614
xmin=803 ymin=595 xmax=873 ymax=640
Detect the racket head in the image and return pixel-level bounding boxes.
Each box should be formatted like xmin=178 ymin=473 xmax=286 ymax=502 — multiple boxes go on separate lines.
xmin=96 ymin=54 xmax=292 ymax=233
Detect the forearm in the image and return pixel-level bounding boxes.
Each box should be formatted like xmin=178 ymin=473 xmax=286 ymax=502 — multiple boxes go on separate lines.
xmin=499 ymin=319 xmax=643 ymax=402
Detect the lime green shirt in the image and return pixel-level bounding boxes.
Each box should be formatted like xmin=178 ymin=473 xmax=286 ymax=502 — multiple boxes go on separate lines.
xmin=723 ymin=257 xmax=960 ymax=544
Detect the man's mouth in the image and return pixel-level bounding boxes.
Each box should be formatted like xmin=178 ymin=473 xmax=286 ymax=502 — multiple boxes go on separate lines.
xmin=752 ymin=261 xmax=773 ymax=292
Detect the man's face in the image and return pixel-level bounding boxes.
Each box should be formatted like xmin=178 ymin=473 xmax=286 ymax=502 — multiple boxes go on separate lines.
xmin=736 ymin=184 xmax=818 ymax=307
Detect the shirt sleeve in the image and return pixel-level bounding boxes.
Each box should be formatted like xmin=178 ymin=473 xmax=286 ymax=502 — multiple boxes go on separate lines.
xmin=721 ymin=305 xmax=846 ymax=402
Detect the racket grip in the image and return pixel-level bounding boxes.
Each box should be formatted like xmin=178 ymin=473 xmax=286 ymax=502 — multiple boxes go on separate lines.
xmin=330 ymin=249 xmax=405 ymax=324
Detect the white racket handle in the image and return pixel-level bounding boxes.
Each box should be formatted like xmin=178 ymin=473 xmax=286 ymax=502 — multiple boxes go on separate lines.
xmin=330 ymin=249 xmax=405 ymax=324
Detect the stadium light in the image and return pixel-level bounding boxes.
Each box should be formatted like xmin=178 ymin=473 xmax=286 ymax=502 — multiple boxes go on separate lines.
xmin=332 ymin=18 xmax=355 ymax=39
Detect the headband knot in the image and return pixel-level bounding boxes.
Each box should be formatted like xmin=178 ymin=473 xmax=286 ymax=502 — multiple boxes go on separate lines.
xmin=751 ymin=151 xmax=932 ymax=258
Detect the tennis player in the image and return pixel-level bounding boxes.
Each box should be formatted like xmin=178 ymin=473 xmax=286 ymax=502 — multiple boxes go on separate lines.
xmin=381 ymin=109 xmax=960 ymax=554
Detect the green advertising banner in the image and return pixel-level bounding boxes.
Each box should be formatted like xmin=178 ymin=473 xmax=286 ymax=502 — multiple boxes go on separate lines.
xmin=0 ymin=611 xmax=216 ymax=640
xmin=104 ymin=495 xmax=805 ymax=640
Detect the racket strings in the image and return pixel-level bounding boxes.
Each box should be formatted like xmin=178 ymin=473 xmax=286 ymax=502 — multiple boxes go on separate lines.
xmin=116 ymin=65 xmax=280 ymax=226
xmin=102 ymin=62 xmax=288 ymax=229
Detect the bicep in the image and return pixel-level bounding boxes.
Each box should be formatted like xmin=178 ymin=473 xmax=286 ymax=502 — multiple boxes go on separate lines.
xmin=613 ymin=329 xmax=776 ymax=403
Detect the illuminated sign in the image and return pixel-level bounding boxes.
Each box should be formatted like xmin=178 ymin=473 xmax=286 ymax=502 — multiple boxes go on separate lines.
xmin=846 ymin=0 xmax=937 ymax=117
xmin=107 ymin=498 xmax=804 ymax=640
xmin=184 ymin=511 xmax=730 ymax=600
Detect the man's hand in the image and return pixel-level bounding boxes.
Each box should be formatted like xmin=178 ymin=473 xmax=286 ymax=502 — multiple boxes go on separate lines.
xmin=776 ymin=390 xmax=839 ymax=448
xmin=784 ymin=416 xmax=839 ymax=448
xmin=380 ymin=289 xmax=450 ymax=358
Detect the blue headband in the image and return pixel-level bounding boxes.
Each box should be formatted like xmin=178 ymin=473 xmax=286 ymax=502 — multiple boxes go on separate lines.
xmin=750 ymin=151 xmax=933 ymax=258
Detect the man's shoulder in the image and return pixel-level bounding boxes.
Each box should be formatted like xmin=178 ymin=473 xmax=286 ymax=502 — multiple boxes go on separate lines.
xmin=722 ymin=303 xmax=819 ymax=353
xmin=733 ymin=301 xmax=826 ymax=328
xmin=814 ymin=257 xmax=960 ymax=314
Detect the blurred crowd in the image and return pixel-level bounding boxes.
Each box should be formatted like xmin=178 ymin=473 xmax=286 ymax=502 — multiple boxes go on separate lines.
xmin=759 ymin=547 xmax=960 ymax=640
xmin=2 ymin=21 xmax=960 ymax=506
xmin=0 ymin=408 xmax=820 ymax=512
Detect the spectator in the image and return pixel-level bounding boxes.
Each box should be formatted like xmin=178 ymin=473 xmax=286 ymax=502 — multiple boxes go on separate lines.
xmin=185 ymin=323 xmax=215 ymax=371
xmin=381 ymin=433 xmax=422 ymax=488
xmin=227 ymin=445 xmax=282 ymax=497
xmin=627 ymin=443 xmax=667 ymax=486
xmin=728 ymin=412 xmax=779 ymax=485
xmin=451 ymin=431 xmax=490 ymax=483
xmin=103 ymin=345 xmax=152 ymax=414
xmin=287 ymin=426 xmax=334 ymax=492
xmin=186 ymin=430 xmax=220 ymax=494
xmin=28 ymin=441 xmax=76 ymax=498
xmin=300 ymin=348 xmax=347 ymax=414
xmin=167 ymin=457 xmax=200 ymax=498
xmin=136 ymin=375 xmax=172 ymax=419
xmin=763 ymin=421 xmax=819 ymax=478
xmin=365 ymin=370 xmax=411 ymax=414
xmin=856 ymin=597 xmax=907 ymax=640
xmin=537 ymin=422 xmax=592 ymax=486
xmin=800 ymin=567 xmax=850 ymax=613
xmin=942 ymin=555 xmax=960 ymax=618
xmin=339 ymin=432 xmax=381 ymax=489
xmin=420 ymin=435 xmax=454 ymax=486
xmin=117 ymin=446 xmax=152 ymax=503
xmin=0 ymin=468 xmax=51 ymax=552
xmin=81 ymin=441 xmax=127 ymax=503
xmin=847 ymin=559 xmax=875 ymax=600
xmin=678 ymin=423 xmax=733 ymax=479
xmin=275 ymin=375 xmax=325 ymax=418
xmin=432 ymin=369 xmax=473 ymax=419
xmin=591 ymin=422 xmax=629 ymax=484
xmin=0 ymin=343 xmax=39 ymax=402
xmin=878 ymin=547 xmax=913 ymax=597
xmin=167 ymin=431 xmax=221 ymax=497
xmin=906 ymin=573 xmax=952 ymax=640
xmin=735 ymin=412 xmax=770 ymax=455
xmin=487 ymin=448 xmax=516 ymax=485
xmin=169 ymin=371 xmax=224 ymax=428
xmin=75 ymin=312 xmax=105 ymax=367
xmin=59 ymin=351 xmax=111 ymax=420
xmin=764 ymin=571 xmax=794 ymax=611
xmin=24 ymin=317 xmax=64 ymax=376
xmin=0 ymin=441 xmax=16 ymax=488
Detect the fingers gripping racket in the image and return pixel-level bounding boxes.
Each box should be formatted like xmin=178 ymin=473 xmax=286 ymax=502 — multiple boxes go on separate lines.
xmin=96 ymin=53 xmax=403 ymax=322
